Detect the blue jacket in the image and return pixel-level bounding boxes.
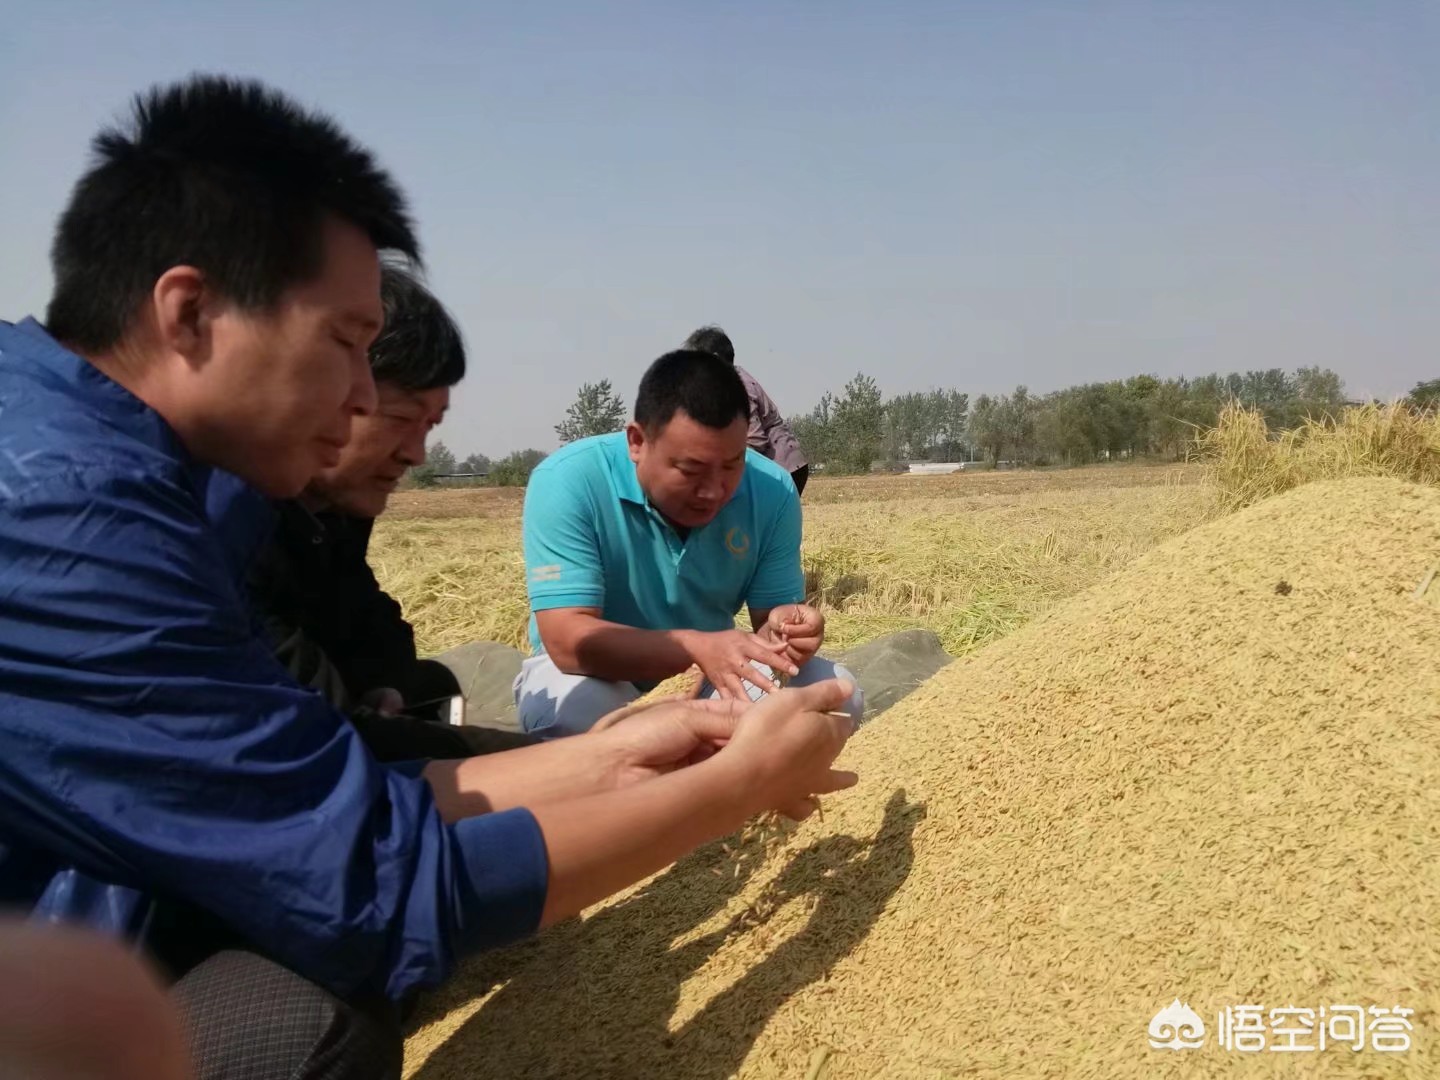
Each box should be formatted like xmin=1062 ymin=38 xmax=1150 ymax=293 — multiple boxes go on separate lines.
xmin=0 ymin=319 xmax=548 ymax=1001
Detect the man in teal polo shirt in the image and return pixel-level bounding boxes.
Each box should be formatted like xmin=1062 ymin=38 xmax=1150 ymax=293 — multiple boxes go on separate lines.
xmin=516 ymin=349 xmax=862 ymax=737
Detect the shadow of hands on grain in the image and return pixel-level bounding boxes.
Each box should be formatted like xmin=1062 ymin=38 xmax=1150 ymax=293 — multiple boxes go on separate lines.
xmin=406 ymin=817 xmax=775 ymax=1078
xmin=412 ymin=789 xmax=924 ymax=1080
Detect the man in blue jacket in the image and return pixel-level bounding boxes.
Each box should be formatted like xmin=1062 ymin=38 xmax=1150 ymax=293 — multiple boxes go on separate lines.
xmin=0 ymin=75 xmax=859 ymax=1080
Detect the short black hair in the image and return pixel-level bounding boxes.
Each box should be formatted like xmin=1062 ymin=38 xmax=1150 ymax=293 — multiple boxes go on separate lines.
xmin=46 ymin=74 xmax=420 ymax=352
xmin=370 ymin=262 xmax=465 ymax=391
xmin=635 ymin=350 xmax=749 ymax=433
xmin=684 ymin=325 xmax=735 ymax=365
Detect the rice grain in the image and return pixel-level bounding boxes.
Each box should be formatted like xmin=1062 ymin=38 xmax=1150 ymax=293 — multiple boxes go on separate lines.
xmin=405 ymin=477 xmax=1440 ymax=1079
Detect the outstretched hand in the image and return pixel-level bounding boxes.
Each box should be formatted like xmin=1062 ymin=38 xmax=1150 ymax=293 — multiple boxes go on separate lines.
xmin=685 ymin=628 xmax=797 ymax=700
xmin=722 ymin=677 xmax=858 ymax=820
xmin=589 ymin=696 xmax=749 ymax=785
xmin=585 ymin=676 xmax=859 ymax=821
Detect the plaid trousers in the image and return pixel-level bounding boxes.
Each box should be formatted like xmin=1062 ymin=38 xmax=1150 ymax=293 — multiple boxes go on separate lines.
xmin=172 ymin=951 xmax=402 ymax=1080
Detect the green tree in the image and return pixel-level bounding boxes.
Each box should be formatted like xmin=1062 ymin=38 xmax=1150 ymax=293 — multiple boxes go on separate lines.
xmin=1002 ymin=385 xmax=1036 ymax=461
xmin=942 ymin=390 xmax=970 ymax=459
xmin=555 ymin=380 xmax=627 ymax=443
xmin=1146 ymin=378 xmax=1191 ymax=460
xmin=1125 ymin=374 xmax=1161 ymax=400
xmin=881 ymin=402 xmax=906 ymax=466
xmin=1409 ymin=379 xmax=1440 ymax=410
xmin=489 ymin=448 xmax=548 ymax=487
xmin=1293 ymin=366 xmax=1345 ymax=407
xmin=426 ymin=440 xmax=457 ymax=474
xmin=882 ymin=391 xmax=933 ymax=462
xmin=1106 ymin=381 xmax=1148 ymax=457
xmin=1288 ymin=366 xmax=1346 ymax=424
xmin=786 ymin=361 xmax=1353 ymax=472
xmin=1236 ymin=369 xmax=1297 ymax=425
xmin=968 ymin=394 xmax=1006 ymax=464
xmin=406 ymin=440 xmax=457 ymax=487
xmin=459 ymin=452 xmax=492 ymax=476
xmin=1182 ymin=374 xmax=1226 ymax=432
xmin=1034 ymin=389 xmax=1093 ymax=465
xmin=407 ymin=464 xmax=440 ymax=489
xmin=916 ymin=391 xmax=943 ymax=459
xmin=790 ymin=391 xmax=835 ymax=467
xmin=830 ymin=373 xmax=885 ymax=473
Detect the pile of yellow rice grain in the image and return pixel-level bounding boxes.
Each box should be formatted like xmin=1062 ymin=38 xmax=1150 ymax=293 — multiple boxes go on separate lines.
xmin=405 ymin=477 xmax=1440 ymax=1078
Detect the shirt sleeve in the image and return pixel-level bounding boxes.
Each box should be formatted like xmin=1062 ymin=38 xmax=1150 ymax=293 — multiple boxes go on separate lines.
xmin=264 ymin=613 xmax=354 ymax=709
xmin=746 ymin=401 xmax=769 ymax=454
xmin=738 ymin=368 xmax=773 ymax=455
xmin=745 ymin=471 xmax=806 ymax=611
xmin=0 ymin=469 xmax=549 ymax=1003
xmin=523 ymin=461 xmax=606 ymax=611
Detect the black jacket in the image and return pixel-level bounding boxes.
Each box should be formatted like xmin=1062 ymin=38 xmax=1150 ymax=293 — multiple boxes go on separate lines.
xmin=244 ymin=502 xmax=517 ymax=761
xmin=252 ymin=509 xmax=426 ymax=711
xmin=249 ymin=502 xmax=445 ymax=707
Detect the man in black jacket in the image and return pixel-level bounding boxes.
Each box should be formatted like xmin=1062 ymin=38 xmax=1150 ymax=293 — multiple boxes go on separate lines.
xmin=250 ymin=263 xmax=532 ymax=759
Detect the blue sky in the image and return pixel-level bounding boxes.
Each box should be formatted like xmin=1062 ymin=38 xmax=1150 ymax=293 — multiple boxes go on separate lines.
xmin=3 ymin=2 xmax=1436 ymax=458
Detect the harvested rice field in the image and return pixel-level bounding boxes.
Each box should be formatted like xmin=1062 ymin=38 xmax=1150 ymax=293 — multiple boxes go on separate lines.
xmin=373 ymin=463 xmax=1209 ymax=659
xmin=404 ymin=476 xmax=1440 ymax=1078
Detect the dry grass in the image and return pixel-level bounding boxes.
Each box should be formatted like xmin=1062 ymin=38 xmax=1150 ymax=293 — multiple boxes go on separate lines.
xmin=368 ymin=514 xmax=532 ymax=653
xmin=404 ymin=477 xmax=1440 ymax=1078
xmin=371 ymin=464 xmax=1212 ymax=659
xmin=1198 ymin=401 xmax=1440 ymax=512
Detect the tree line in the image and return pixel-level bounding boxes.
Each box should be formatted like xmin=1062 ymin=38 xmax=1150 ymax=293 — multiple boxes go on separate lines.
xmin=412 ymin=370 xmax=1438 ymax=488
xmin=791 ymin=367 xmax=1368 ymax=472
xmin=408 ymin=378 xmax=628 ymax=488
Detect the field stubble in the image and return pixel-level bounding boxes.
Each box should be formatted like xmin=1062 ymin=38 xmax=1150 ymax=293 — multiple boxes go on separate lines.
xmin=372 ymin=463 xmax=1212 ymax=659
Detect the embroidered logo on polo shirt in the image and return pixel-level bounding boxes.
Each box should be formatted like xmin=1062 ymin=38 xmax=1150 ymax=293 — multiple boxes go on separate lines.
xmin=725 ymin=528 xmax=751 ymax=557
xmin=530 ymin=564 xmax=563 ymax=583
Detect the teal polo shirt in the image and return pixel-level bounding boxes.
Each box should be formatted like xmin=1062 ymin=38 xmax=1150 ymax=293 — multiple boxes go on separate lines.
xmin=522 ymin=432 xmax=804 ymax=655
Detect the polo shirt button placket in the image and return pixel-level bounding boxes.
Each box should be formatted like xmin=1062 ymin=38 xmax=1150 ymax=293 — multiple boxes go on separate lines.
xmin=649 ymin=504 xmax=686 ymax=565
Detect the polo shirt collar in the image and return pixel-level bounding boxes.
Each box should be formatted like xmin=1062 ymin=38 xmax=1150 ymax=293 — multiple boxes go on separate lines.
xmin=608 ymin=435 xmax=648 ymax=506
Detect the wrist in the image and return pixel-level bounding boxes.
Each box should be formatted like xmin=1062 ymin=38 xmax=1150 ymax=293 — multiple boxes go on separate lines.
xmin=704 ymin=744 xmax=772 ymax=820
xmin=588 ymin=731 xmax=633 ymax=794
xmin=688 ymin=752 xmax=764 ymax=833
xmin=666 ymin=627 xmax=703 ymax=664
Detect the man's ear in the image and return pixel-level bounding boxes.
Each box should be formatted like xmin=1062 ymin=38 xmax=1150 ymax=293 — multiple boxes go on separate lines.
xmin=151 ymin=267 xmax=212 ymax=364
xmin=625 ymin=420 xmax=646 ymax=463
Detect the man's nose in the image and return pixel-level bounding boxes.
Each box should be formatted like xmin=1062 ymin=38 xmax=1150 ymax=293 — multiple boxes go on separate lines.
xmin=398 ymin=428 xmax=428 ymax=467
xmin=349 ymin=354 xmax=378 ymax=416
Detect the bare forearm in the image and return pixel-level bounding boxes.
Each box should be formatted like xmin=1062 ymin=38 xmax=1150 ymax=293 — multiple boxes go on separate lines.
xmin=422 ymin=739 xmax=622 ymax=822
xmin=547 ymin=616 xmax=697 ymax=682
xmin=532 ymin=757 xmax=753 ymax=926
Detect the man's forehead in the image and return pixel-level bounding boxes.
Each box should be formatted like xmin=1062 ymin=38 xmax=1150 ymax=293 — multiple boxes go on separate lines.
xmin=278 ymin=286 xmax=382 ymax=332
xmin=378 ymin=382 xmax=449 ymax=411
xmin=299 ymin=217 xmax=384 ymax=319
xmin=656 ymin=412 xmax=745 ymax=443
xmin=338 ymin=306 xmax=384 ymax=334
xmin=669 ymin=444 xmax=746 ymax=465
